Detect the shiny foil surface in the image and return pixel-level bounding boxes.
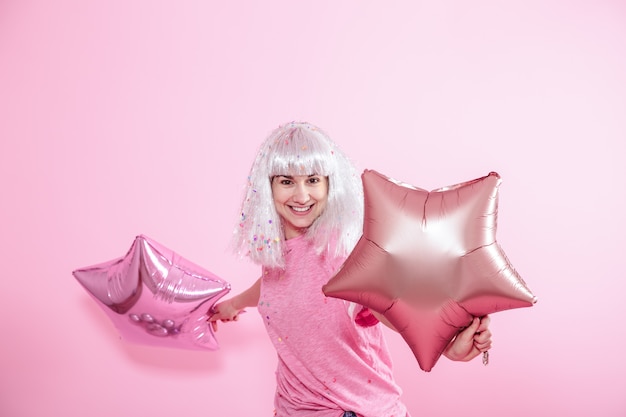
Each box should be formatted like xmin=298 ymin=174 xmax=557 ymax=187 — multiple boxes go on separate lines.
xmin=323 ymin=170 xmax=536 ymax=371
xmin=73 ymin=235 xmax=231 ymax=351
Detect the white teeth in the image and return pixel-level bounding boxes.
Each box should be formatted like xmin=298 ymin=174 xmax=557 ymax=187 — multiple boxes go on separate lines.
xmin=292 ymin=206 xmax=311 ymax=212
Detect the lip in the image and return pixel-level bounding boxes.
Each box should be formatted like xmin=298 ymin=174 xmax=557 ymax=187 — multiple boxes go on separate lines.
xmin=289 ymin=204 xmax=314 ymax=215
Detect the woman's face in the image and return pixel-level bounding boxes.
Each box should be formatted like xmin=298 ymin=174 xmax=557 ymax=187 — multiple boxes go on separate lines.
xmin=271 ymin=174 xmax=328 ymax=239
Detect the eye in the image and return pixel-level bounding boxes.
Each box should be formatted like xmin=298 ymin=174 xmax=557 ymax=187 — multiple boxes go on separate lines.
xmin=308 ymin=176 xmax=322 ymax=184
xmin=273 ymin=176 xmax=293 ymax=185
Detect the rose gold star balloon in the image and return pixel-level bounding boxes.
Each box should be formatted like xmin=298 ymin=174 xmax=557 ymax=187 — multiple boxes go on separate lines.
xmin=73 ymin=235 xmax=230 ymax=351
xmin=323 ymin=170 xmax=536 ymax=372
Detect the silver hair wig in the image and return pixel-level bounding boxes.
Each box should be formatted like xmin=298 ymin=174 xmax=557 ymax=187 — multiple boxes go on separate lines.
xmin=232 ymin=122 xmax=364 ymax=268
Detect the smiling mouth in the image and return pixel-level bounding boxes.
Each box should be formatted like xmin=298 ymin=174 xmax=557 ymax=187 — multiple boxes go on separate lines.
xmin=290 ymin=205 xmax=313 ymax=213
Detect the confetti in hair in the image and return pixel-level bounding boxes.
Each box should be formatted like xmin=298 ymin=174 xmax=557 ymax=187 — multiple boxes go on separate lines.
xmin=232 ymin=122 xmax=364 ymax=268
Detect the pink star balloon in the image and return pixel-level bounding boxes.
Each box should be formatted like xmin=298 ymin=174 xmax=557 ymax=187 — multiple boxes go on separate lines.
xmin=73 ymin=235 xmax=231 ymax=351
xmin=323 ymin=170 xmax=537 ymax=372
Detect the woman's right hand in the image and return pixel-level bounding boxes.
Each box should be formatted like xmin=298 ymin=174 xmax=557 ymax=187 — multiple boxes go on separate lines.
xmin=208 ymin=299 xmax=245 ymax=332
xmin=208 ymin=278 xmax=260 ymax=332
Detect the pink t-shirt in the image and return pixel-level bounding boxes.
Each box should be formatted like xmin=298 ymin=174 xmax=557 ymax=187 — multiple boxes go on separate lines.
xmin=258 ymin=235 xmax=409 ymax=417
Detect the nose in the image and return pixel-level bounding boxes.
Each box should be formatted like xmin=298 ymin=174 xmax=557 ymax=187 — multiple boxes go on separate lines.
xmin=292 ymin=183 xmax=311 ymax=204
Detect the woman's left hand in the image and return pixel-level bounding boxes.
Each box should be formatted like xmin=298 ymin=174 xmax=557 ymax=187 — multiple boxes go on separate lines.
xmin=443 ymin=315 xmax=493 ymax=362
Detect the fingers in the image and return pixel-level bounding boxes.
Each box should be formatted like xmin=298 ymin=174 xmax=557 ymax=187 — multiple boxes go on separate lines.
xmin=208 ymin=313 xmax=235 ymax=333
xmin=207 ymin=306 xmax=247 ymax=328
xmin=453 ymin=317 xmax=481 ymax=348
xmin=458 ymin=315 xmax=491 ymax=353
xmin=476 ymin=343 xmax=492 ymax=352
xmin=473 ymin=325 xmax=493 ymax=352
xmin=476 ymin=315 xmax=491 ymax=333
xmin=474 ymin=340 xmax=492 ymax=352
xmin=463 ymin=317 xmax=481 ymax=339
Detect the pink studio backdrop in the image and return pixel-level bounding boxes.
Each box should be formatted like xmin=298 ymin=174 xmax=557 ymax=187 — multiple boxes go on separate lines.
xmin=1 ymin=1 xmax=625 ymax=416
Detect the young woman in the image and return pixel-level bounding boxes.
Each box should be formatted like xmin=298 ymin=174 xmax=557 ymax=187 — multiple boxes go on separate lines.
xmin=209 ymin=122 xmax=492 ymax=417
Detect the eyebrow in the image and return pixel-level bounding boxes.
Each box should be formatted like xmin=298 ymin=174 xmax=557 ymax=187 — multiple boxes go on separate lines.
xmin=274 ymin=175 xmax=319 ymax=179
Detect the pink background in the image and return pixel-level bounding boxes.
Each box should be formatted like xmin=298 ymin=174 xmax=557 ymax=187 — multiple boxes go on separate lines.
xmin=1 ymin=1 xmax=625 ymax=416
